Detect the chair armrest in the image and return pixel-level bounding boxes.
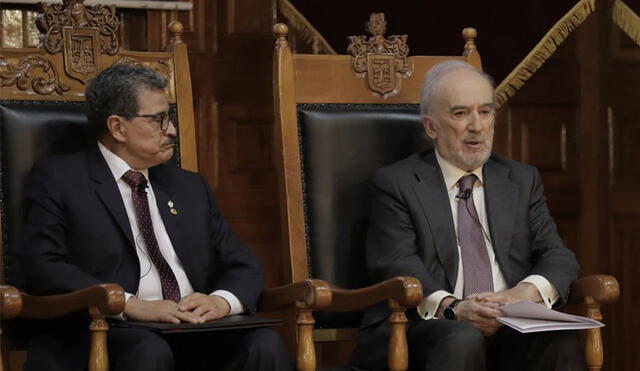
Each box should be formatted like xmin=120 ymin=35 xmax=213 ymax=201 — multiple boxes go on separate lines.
xmin=19 ymin=283 xmax=126 ymax=319
xmin=329 ymin=276 xmax=423 ymax=312
xmin=0 ymin=285 xmax=23 ymax=319
xmin=259 ymin=279 xmax=332 ymax=312
xmin=569 ymin=274 xmax=619 ymax=306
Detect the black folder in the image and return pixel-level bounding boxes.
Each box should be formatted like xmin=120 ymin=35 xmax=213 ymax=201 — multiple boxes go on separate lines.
xmin=111 ymin=315 xmax=282 ymax=334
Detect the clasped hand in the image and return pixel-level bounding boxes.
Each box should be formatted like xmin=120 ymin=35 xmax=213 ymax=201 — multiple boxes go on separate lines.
xmin=451 ymin=282 xmax=543 ymax=336
xmin=124 ymin=293 xmax=231 ymax=324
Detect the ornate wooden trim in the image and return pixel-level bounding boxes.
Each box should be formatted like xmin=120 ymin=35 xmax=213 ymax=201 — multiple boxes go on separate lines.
xmin=494 ymin=0 xmax=595 ymax=107
xmin=111 ymin=56 xmax=172 ymax=79
xmin=38 ymin=0 xmax=119 ymax=55
xmin=277 ymin=0 xmax=336 ymax=55
xmin=62 ymin=27 xmax=102 ymax=83
xmin=0 ymin=55 xmax=70 ymax=95
xmin=347 ymin=13 xmax=411 ymax=99
xmin=613 ymin=0 xmax=640 ymax=47
xmin=35 ymin=0 xmax=120 ymax=84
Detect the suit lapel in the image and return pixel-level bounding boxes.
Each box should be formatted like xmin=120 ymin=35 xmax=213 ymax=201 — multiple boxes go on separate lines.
xmin=87 ymin=148 xmax=135 ymax=248
xmin=482 ymin=158 xmax=518 ymax=284
xmin=149 ymin=166 xmax=188 ymax=264
xmin=412 ymin=151 xmax=458 ymax=290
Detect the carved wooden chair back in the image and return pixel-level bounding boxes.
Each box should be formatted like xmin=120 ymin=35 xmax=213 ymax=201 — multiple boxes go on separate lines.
xmin=0 ymin=1 xmax=197 ymax=369
xmin=272 ymin=13 xmax=481 ymax=369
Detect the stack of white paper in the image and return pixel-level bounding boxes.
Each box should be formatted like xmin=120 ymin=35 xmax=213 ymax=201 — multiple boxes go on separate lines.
xmin=497 ymin=301 xmax=604 ymax=333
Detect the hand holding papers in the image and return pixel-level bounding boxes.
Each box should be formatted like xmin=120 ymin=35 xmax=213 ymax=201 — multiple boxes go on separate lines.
xmin=497 ymin=301 xmax=603 ymax=333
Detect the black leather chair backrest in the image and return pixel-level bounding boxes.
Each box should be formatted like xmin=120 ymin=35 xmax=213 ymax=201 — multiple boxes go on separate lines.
xmin=297 ymin=103 xmax=431 ymax=327
xmin=0 ymin=101 xmax=180 ymax=286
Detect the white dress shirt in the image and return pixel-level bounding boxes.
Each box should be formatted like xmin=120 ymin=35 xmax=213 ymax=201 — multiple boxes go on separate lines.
xmin=417 ymin=150 xmax=559 ymax=319
xmin=98 ymin=142 xmax=243 ymax=315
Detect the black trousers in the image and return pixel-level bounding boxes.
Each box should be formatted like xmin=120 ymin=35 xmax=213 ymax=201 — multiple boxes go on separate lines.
xmin=24 ymin=326 xmax=293 ymax=371
xmin=407 ymin=320 xmax=585 ymax=371
xmin=352 ymin=319 xmax=585 ymax=371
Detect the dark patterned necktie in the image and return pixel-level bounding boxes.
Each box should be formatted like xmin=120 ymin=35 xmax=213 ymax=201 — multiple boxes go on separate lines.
xmin=122 ymin=170 xmax=181 ymax=302
xmin=457 ymin=174 xmax=494 ymax=297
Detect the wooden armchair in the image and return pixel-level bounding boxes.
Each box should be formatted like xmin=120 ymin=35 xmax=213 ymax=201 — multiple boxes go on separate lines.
xmin=0 ymin=2 xmax=328 ymax=370
xmin=272 ymin=14 xmax=471 ymax=370
xmin=273 ymin=13 xmax=619 ymax=371
xmin=568 ymin=275 xmax=619 ymax=370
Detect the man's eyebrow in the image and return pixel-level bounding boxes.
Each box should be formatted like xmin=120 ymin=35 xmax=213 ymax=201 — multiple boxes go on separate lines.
xmin=146 ymin=110 xmax=169 ymax=116
xmin=449 ymin=105 xmax=470 ymax=112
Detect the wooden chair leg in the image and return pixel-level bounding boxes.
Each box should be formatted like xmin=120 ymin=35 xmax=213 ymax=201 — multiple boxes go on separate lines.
xmin=387 ymin=299 xmax=408 ymax=371
xmin=296 ymin=304 xmax=316 ymax=371
xmin=584 ymin=296 xmax=603 ymax=371
xmin=88 ymin=307 xmax=109 ymax=371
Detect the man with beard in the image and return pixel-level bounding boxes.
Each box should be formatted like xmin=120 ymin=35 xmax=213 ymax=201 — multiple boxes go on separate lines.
xmin=351 ymin=61 xmax=584 ymax=371
xmin=18 ymin=65 xmax=291 ymax=371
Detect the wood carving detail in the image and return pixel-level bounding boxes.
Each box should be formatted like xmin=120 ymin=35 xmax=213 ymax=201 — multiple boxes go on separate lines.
xmin=112 ymin=57 xmax=172 ymax=81
xmin=35 ymin=0 xmax=120 ymax=83
xmin=37 ymin=0 xmax=119 ymax=55
xmin=347 ymin=13 xmax=411 ymax=98
xmin=0 ymin=55 xmax=70 ymax=95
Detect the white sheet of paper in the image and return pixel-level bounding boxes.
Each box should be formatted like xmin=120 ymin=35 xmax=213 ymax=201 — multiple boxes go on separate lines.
xmin=497 ymin=301 xmax=604 ymax=333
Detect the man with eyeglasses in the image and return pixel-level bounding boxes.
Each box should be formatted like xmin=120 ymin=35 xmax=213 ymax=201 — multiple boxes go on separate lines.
xmin=18 ymin=65 xmax=292 ymax=371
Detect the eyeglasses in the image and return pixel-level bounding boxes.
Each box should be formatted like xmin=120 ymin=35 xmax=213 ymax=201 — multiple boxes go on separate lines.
xmin=127 ymin=112 xmax=172 ymax=132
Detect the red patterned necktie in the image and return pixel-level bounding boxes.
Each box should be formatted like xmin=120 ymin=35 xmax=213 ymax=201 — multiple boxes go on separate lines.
xmin=457 ymin=174 xmax=494 ymax=297
xmin=122 ymin=170 xmax=181 ymax=302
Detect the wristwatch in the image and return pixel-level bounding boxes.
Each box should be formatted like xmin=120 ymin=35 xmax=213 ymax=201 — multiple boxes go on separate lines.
xmin=443 ymin=299 xmax=462 ymax=320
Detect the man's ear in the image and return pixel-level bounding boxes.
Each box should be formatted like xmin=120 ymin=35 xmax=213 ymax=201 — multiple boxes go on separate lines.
xmin=106 ymin=115 xmax=127 ymax=143
xmin=422 ymin=116 xmax=437 ymax=141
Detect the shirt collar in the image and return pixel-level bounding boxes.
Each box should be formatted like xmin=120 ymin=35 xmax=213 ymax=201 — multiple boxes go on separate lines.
xmin=97 ymin=141 xmax=149 ymax=182
xmin=434 ymin=149 xmax=484 ymax=191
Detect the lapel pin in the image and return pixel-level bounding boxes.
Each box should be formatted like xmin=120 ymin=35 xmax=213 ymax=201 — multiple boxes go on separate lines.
xmin=168 ymin=200 xmax=177 ymax=215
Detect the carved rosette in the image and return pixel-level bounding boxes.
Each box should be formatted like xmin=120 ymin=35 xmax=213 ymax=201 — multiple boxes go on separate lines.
xmin=36 ymin=0 xmax=120 ymax=83
xmin=0 ymin=55 xmax=70 ymax=95
xmin=347 ymin=13 xmax=411 ymax=98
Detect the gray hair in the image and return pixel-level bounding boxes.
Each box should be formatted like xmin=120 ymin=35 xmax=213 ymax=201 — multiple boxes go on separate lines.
xmin=419 ymin=60 xmax=495 ymax=117
xmin=85 ymin=64 xmax=168 ymax=138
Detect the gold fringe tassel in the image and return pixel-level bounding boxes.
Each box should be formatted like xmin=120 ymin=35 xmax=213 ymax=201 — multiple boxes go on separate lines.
xmin=612 ymin=0 xmax=640 ymax=46
xmin=278 ymin=0 xmax=337 ymax=55
xmin=495 ymin=0 xmax=595 ymax=107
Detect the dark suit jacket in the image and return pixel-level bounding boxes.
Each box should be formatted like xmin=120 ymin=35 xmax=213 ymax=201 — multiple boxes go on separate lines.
xmin=352 ymin=149 xmax=579 ymax=369
xmin=17 ymin=146 xmax=264 ymax=368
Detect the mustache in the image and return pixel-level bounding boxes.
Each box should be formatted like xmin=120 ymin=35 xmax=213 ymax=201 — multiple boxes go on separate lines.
xmin=161 ymin=139 xmax=176 ymax=146
xmin=462 ymin=135 xmax=488 ymax=143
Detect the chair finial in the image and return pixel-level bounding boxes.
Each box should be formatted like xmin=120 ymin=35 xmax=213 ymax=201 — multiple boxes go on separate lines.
xmin=462 ymin=27 xmax=477 ymax=56
xmin=169 ymin=21 xmax=184 ymax=45
xmin=274 ymin=23 xmax=289 ymax=47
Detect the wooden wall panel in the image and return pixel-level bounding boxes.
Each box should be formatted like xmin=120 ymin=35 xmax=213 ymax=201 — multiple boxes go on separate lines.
xmin=194 ymin=96 xmax=219 ymax=187
xmin=229 ymin=116 xmax=274 ymax=170
xmin=607 ymin=216 xmax=640 ymax=371
xmin=123 ymin=0 xmax=282 ymax=290
xmin=604 ymin=22 xmax=640 ymax=371
xmin=511 ymin=106 xmax=577 ymax=186
xmin=227 ymin=0 xmax=272 ymax=36
xmin=494 ymin=34 xmax=582 ymax=260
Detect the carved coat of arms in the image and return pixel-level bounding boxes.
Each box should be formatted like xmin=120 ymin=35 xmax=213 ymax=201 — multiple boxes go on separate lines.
xmin=38 ymin=0 xmax=119 ymax=83
xmin=347 ymin=13 xmax=411 ymax=98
